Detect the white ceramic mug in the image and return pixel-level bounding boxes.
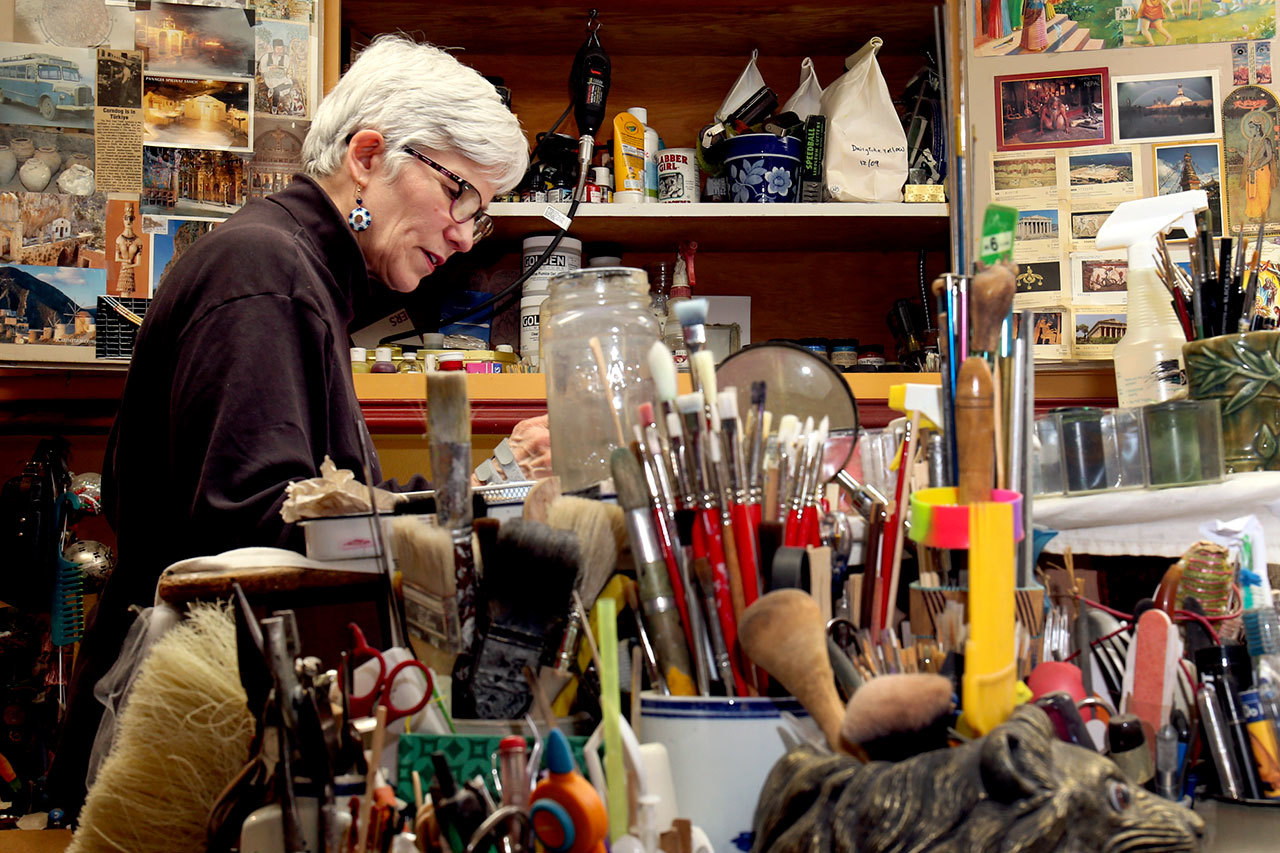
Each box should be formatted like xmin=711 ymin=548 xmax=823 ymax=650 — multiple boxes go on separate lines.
xmin=639 ymin=692 xmax=807 ymax=852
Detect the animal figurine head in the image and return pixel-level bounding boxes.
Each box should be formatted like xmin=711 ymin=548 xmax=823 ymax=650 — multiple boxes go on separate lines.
xmin=752 ymin=705 xmax=1203 ymax=853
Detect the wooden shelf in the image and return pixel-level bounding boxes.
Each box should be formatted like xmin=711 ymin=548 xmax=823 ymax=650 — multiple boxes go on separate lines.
xmin=486 ymin=202 xmax=949 ymax=252
xmin=341 ymin=1 xmax=942 ymax=57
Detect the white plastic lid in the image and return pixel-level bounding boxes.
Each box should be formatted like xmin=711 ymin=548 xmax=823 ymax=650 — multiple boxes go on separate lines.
xmin=350 ymin=346 xmax=366 ymax=362
xmin=523 ymin=234 xmax=583 ymax=252
xmin=421 ymin=333 xmax=445 ymax=348
xmin=496 ymin=344 xmax=514 ymax=353
xmin=374 ymin=347 xmax=392 ymax=362
xmin=626 ymin=106 xmax=648 ymax=124
xmin=402 ymin=350 xmax=416 ymax=361
xmin=590 ymin=256 xmax=622 ymax=266
xmin=438 ymin=352 xmax=465 ymax=363
xmin=614 ymin=190 xmax=643 ymax=204
xmin=592 ymin=166 xmax=611 ymax=185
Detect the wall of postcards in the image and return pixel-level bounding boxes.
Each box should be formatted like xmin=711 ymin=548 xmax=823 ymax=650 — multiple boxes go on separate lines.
xmin=968 ymin=0 xmax=1278 ymax=361
xmin=0 ymin=0 xmax=319 ymax=364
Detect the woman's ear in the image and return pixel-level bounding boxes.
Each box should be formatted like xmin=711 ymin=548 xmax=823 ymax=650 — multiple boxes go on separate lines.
xmin=346 ymin=129 xmax=386 ymax=189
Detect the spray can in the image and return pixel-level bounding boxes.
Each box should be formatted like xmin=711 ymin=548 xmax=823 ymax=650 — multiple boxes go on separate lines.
xmin=1096 ymin=192 xmax=1208 ymax=407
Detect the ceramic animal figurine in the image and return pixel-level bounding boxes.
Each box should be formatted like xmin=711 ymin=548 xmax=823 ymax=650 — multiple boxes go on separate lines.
xmin=751 ymin=705 xmax=1204 ymax=853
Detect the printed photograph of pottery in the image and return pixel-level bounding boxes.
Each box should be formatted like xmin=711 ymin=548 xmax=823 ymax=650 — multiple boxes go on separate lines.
xmin=149 ymin=215 xmax=219 ymax=291
xmin=97 ymin=48 xmax=143 ymax=110
xmin=0 ymin=43 xmax=96 ymax=130
xmin=0 ymin=263 xmax=104 ymax=362
xmin=994 ymin=68 xmax=1109 ymax=152
xmin=1222 ymin=85 xmax=1280 ymax=235
xmin=0 ymin=191 xmax=106 ymax=268
xmin=1072 ymin=252 xmax=1130 ymax=306
xmin=1014 ymin=260 xmax=1062 ymax=295
xmin=0 ymin=125 xmax=95 ymax=197
xmin=254 ymin=18 xmax=310 ymax=118
xmin=143 ymin=76 xmax=251 ymax=151
xmin=106 ymin=198 xmax=149 ymax=298
xmin=992 ymin=155 xmax=1057 ymax=191
xmin=1114 ymin=73 xmax=1219 ymax=144
xmin=142 ymin=146 xmax=247 ymax=216
xmin=1154 ymin=140 xmax=1223 ymax=237
xmin=134 ymin=2 xmax=255 ymax=80
xmin=1068 ymin=151 xmax=1134 ymax=186
xmin=255 ymin=0 xmax=314 ymax=22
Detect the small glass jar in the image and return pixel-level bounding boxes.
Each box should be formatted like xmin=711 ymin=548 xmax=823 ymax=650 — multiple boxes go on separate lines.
xmin=542 ymin=266 xmax=661 ymax=491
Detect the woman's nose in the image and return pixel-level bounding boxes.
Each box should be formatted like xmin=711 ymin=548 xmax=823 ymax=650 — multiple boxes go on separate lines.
xmin=445 ymin=219 xmax=475 ymax=254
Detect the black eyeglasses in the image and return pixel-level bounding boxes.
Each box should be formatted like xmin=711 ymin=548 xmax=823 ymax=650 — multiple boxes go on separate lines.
xmin=403 ymin=146 xmax=493 ymax=243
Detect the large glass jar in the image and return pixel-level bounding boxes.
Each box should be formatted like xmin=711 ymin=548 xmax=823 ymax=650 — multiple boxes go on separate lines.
xmin=543 ymin=267 xmax=660 ymax=491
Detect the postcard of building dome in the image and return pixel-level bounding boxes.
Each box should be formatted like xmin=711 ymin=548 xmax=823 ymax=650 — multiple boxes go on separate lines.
xmin=1113 ymin=71 xmax=1220 ymax=145
xmin=1067 ymin=145 xmax=1140 ymax=202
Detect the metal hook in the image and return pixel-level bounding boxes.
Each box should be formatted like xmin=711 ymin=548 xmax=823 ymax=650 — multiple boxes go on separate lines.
xmin=586 ymin=8 xmax=601 ymax=33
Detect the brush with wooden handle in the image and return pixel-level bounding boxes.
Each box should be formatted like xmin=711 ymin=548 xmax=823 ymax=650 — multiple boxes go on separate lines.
xmin=739 ymin=590 xmax=868 ymax=761
xmin=427 ymin=371 xmax=476 ymax=653
xmin=956 ymin=357 xmax=995 ymax=505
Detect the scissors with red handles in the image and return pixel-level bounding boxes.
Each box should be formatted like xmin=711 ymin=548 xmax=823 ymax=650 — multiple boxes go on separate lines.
xmin=346 ymin=622 xmax=433 ymax=723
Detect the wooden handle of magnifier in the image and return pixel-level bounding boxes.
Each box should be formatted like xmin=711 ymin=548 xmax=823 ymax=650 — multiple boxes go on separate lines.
xmin=970 ymin=263 xmax=1016 ymax=355
xmin=956 ymin=357 xmax=995 ymax=506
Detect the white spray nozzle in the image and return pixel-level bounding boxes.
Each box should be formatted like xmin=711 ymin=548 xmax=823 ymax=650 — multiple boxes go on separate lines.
xmin=1096 ymin=190 xmax=1208 ymax=271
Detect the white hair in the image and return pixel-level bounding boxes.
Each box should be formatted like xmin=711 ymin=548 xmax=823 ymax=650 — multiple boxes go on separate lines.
xmin=302 ymin=35 xmax=529 ymax=193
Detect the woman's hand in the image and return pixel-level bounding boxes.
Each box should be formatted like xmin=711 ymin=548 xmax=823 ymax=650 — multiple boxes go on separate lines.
xmin=509 ymin=414 xmax=552 ymax=481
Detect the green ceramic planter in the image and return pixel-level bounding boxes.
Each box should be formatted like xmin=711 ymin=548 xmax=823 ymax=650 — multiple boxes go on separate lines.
xmin=1183 ymin=331 xmax=1280 ymax=472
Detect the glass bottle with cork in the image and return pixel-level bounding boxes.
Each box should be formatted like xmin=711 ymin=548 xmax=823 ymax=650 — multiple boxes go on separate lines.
xmin=662 ymin=242 xmax=697 ymax=372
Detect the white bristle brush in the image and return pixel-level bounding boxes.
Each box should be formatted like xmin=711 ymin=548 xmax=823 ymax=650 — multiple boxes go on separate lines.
xmin=691 ymin=349 xmax=719 ymax=431
xmin=648 ymin=340 xmax=679 ymax=405
xmin=672 ymin=298 xmax=710 ymax=352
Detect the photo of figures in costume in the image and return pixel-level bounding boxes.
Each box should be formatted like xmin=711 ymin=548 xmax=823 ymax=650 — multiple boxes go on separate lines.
xmin=254 ymin=19 xmax=309 ymax=118
xmin=1223 ymin=86 xmax=1280 ymax=234
xmin=995 ymin=69 xmax=1109 ymax=151
xmin=974 ymin=0 xmax=1276 ymax=56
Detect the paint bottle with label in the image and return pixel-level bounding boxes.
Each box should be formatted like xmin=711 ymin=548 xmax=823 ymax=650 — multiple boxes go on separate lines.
xmin=625 ymin=106 xmax=660 ymax=203
xmin=371 ymin=346 xmax=398 ymax=373
xmin=350 ymin=346 xmax=370 ymax=374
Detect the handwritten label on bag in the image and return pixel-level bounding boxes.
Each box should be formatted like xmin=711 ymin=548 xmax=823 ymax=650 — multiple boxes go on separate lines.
xmin=849 ymin=143 xmax=907 ymax=170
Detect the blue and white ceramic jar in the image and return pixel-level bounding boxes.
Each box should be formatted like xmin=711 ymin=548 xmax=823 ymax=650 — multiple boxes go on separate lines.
xmin=724 ymin=133 xmax=802 ymax=203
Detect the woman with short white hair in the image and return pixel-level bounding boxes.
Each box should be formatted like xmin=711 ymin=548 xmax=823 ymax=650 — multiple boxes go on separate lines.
xmin=49 ymin=36 xmax=531 ymax=818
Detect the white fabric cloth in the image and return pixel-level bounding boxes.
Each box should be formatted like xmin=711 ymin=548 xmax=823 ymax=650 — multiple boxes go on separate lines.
xmin=1033 ymin=471 xmax=1280 ymax=561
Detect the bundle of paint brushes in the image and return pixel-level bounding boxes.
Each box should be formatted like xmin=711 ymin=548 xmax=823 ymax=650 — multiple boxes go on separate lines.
xmin=1153 ymin=215 xmax=1275 ymax=340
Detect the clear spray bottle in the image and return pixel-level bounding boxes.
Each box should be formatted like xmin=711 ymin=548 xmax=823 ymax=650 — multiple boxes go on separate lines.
xmin=1096 ymin=191 xmax=1207 ymax=408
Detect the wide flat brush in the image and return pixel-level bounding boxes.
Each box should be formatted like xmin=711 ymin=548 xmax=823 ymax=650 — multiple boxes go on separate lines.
xmin=428 ymin=371 xmax=476 ymax=653
xmin=547 ymin=495 xmax=621 ymax=680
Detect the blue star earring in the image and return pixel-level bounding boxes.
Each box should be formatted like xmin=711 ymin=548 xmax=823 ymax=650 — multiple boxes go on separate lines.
xmin=348 ymin=186 xmax=371 ymax=232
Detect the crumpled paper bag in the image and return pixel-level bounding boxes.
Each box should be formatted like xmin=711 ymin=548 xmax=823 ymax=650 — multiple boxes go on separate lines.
xmin=281 ymin=456 xmax=399 ymax=523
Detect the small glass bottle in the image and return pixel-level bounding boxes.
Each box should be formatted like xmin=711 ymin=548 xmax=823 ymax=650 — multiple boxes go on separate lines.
xmin=350 ymin=346 xmax=370 ymax=374
xmin=662 ymin=258 xmax=692 ymax=372
xmin=371 ymin=346 xmax=398 ymax=373
xmin=647 ymin=260 xmax=672 ymax=333
xmin=400 ymin=350 xmax=423 ymax=373
xmin=542 ymin=266 xmax=660 ymax=491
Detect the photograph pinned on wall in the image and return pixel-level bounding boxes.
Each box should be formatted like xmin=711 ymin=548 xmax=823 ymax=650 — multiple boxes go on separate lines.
xmin=1257 ymin=41 xmax=1272 ymax=86
xmin=1072 ymin=310 xmax=1127 ymax=360
xmin=255 ymin=0 xmax=315 ymax=23
xmin=0 ymin=43 xmax=96 ymax=130
xmin=1012 ymin=259 xmax=1063 ymax=306
xmin=972 ymin=0 xmax=1274 ymax=55
xmin=1067 ymin=147 xmax=1140 ymax=200
xmin=134 ymin=2 xmax=255 ymax=80
xmin=991 ymin=151 xmax=1059 ymax=201
xmin=0 ymin=191 xmax=106 ymax=269
xmin=249 ymin=117 xmax=308 ymax=201
xmin=1113 ymin=72 xmax=1219 ymax=144
xmin=149 ymin=215 xmax=221 ymax=292
xmin=1013 ymin=309 xmax=1069 ymax=360
xmin=1071 ymin=251 xmax=1129 ymax=305
xmin=0 ymin=125 xmax=95 ymax=197
xmin=141 ymin=214 xmax=167 ymax=234
xmin=0 ymin=263 xmax=105 ymax=363
xmin=994 ymin=68 xmax=1110 ymax=152
xmin=1222 ymin=85 xmax=1280 ymax=235
xmin=1013 ymin=208 xmax=1060 ymax=257
xmin=106 ymin=197 xmax=149 ymax=298
xmin=143 ymin=76 xmax=251 ymax=151
xmin=1152 ymin=140 xmax=1223 ymax=237
xmin=1233 ymin=42 xmax=1250 ymax=86
xmin=142 ymin=146 xmax=248 ymax=217
xmin=97 ymin=49 xmax=142 ymax=109
xmin=1068 ymin=207 xmax=1114 ymax=249
xmin=255 ymin=18 xmax=311 ymax=118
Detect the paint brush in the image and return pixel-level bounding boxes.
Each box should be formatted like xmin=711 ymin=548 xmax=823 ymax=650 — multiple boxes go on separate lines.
xmin=427 ymin=371 xmax=477 ymax=653
xmin=612 ymin=448 xmax=696 ymax=694
xmin=1243 ymin=217 xmax=1267 ymax=331
xmin=674 ymin=297 xmax=710 ymax=358
xmin=647 ymin=340 xmax=690 ymax=502
xmin=719 ymin=390 xmax=762 ymax=613
xmin=746 ymin=381 xmax=767 ymax=515
xmin=589 ymin=335 xmax=629 ymax=448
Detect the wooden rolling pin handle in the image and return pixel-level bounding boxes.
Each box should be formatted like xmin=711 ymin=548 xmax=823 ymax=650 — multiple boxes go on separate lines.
xmin=970 ymin=263 xmax=1017 ymax=355
xmin=955 ymin=356 xmax=995 ymax=506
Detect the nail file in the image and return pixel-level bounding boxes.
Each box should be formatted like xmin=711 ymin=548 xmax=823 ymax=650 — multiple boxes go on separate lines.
xmin=1123 ymin=609 xmax=1176 ymax=749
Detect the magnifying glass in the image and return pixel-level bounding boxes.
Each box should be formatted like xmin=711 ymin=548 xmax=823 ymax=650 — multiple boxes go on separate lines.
xmin=715 ymin=342 xmax=887 ymax=511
